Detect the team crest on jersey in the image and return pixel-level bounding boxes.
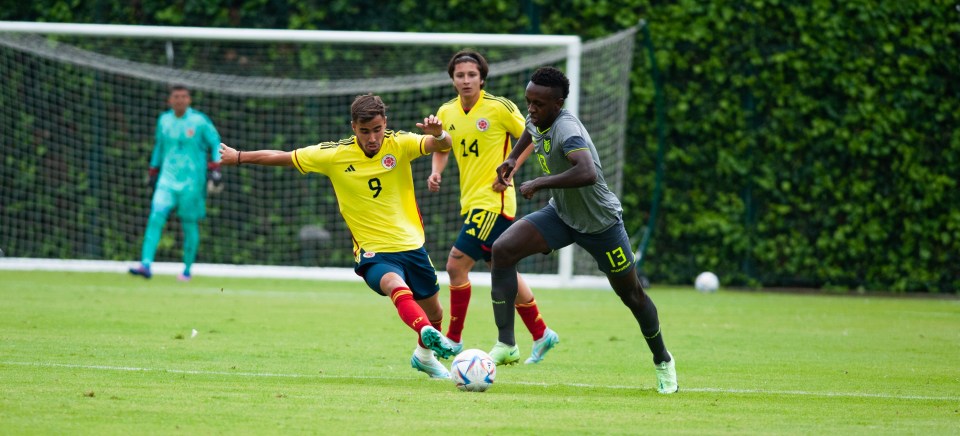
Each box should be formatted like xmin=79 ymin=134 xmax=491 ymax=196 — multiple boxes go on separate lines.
xmin=543 ymin=138 xmax=552 ymax=154
xmin=381 ymin=154 xmax=397 ymax=170
xmin=186 ymin=128 xmax=195 ymax=138
xmin=476 ymin=118 xmax=490 ymax=132
xmin=363 ymin=251 xmax=376 ymax=258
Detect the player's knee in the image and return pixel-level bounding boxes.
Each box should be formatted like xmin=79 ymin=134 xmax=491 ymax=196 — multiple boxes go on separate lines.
xmin=445 ymin=259 xmax=463 ymax=277
xmin=445 ymin=255 xmax=472 ymax=278
xmin=490 ymin=239 xmax=520 ymax=267
xmin=147 ymin=209 xmax=170 ymax=224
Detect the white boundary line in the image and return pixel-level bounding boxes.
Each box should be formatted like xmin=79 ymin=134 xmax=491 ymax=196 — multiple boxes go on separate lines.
xmin=0 ymin=258 xmax=613 ymax=289
xmin=3 ymin=361 xmax=955 ymax=402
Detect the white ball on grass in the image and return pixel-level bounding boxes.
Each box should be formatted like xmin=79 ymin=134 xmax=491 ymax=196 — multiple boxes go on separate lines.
xmin=695 ymin=271 xmax=720 ymax=293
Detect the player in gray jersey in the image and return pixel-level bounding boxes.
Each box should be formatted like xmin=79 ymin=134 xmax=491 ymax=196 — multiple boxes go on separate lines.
xmin=491 ymin=66 xmax=678 ymax=394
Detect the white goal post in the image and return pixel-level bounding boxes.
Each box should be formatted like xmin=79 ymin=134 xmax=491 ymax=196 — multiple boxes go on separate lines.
xmin=0 ymin=21 xmax=636 ymax=287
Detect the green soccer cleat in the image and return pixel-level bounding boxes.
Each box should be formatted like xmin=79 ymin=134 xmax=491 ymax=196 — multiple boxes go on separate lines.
xmin=489 ymin=341 xmax=520 ymax=366
xmin=420 ymin=326 xmax=458 ymax=359
xmin=655 ymin=351 xmax=678 ymax=394
xmin=411 ymin=352 xmax=451 ymax=379
xmin=524 ymin=328 xmax=560 ymax=364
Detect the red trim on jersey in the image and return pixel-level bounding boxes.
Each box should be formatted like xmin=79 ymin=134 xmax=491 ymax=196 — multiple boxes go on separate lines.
xmin=415 ymin=199 xmax=426 ymax=234
xmin=499 ymin=134 xmax=511 ymax=216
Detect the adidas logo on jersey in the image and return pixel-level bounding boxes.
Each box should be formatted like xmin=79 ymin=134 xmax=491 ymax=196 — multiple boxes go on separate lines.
xmin=448 ymin=124 xmax=456 ymax=131
xmin=345 ymin=165 xmax=356 ymax=172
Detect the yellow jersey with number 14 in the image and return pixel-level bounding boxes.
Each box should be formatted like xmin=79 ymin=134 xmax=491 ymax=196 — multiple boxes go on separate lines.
xmin=437 ymin=90 xmax=526 ymax=218
xmin=292 ymin=130 xmax=428 ymax=256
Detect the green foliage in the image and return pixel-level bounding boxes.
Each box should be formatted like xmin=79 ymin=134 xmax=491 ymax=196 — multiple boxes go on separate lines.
xmin=3 ymin=0 xmax=958 ymax=291
xmin=625 ymin=0 xmax=960 ymax=292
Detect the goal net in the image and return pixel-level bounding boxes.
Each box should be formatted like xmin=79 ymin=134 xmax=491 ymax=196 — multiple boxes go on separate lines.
xmin=0 ymin=22 xmax=636 ymax=284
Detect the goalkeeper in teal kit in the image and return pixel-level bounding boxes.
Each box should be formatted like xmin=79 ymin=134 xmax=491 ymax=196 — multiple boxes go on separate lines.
xmin=129 ymin=85 xmax=222 ymax=281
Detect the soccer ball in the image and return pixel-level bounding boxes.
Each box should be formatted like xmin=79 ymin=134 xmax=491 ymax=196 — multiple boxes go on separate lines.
xmin=450 ymin=349 xmax=496 ymax=392
xmin=695 ymin=271 xmax=720 ymax=293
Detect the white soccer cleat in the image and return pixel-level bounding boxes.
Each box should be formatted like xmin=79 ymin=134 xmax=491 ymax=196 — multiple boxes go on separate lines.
xmin=524 ymin=327 xmax=559 ymax=364
xmin=411 ymin=350 xmax=451 ymax=379
xmin=655 ymin=351 xmax=678 ymax=394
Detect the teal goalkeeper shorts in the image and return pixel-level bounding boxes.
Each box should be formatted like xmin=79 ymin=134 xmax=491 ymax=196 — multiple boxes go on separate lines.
xmin=151 ymin=183 xmax=206 ymax=221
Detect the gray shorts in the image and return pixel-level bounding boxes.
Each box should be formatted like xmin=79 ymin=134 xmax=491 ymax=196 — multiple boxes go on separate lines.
xmin=521 ymin=204 xmax=635 ymax=276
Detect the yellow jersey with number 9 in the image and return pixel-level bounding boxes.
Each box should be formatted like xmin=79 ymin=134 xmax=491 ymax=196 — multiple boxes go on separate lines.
xmin=292 ymin=130 xmax=428 ymax=255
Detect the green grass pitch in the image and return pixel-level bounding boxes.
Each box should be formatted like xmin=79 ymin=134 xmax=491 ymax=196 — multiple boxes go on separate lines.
xmin=1 ymin=270 xmax=957 ymax=434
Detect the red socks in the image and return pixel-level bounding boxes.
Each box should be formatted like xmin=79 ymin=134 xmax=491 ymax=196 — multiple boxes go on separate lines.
xmin=390 ymin=287 xmax=429 ymax=333
xmin=445 ymin=283 xmax=548 ymax=343
xmin=390 ymin=287 xmax=444 ymax=349
xmin=445 ymin=282 xmax=471 ymax=343
xmin=516 ymin=299 xmax=547 ymax=340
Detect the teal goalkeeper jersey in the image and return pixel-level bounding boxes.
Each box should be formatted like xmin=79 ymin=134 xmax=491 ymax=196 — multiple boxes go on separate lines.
xmin=150 ymin=107 xmax=221 ymax=191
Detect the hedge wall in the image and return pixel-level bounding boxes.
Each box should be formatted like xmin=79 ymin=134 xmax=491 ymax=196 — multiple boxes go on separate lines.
xmin=624 ymin=1 xmax=960 ymax=292
xmin=3 ymin=0 xmax=958 ymax=292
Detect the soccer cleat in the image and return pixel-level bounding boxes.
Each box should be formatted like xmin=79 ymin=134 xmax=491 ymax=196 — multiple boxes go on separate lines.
xmin=451 ymin=340 xmax=464 ymax=356
xmin=128 ymin=264 xmax=152 ymax=279
xmin=420 ymin=326 xmax=459 ymax=359
xmin=489 ymin=342 xmax=520 ymax=366
xmin=411 ymin=352 xmax=451 ymax=379
xmin=177 ymin=272 xmax=192 ymax=282
xmin=655 ymin=351 xmax=678 ymax=394
xmin=524 ymin=328 xmax=560 ymax=364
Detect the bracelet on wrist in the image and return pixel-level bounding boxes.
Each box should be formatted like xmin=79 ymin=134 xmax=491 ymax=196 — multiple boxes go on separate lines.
xmin=237 ymin=150 xmax=242 ymax=165
xmin=433 ymin=130 xmax=448 ymax=142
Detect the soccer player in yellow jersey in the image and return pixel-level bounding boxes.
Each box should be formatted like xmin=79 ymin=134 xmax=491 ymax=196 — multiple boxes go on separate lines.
xmin=218 ymin=94 xmax=461 ymax=379
xmin=428 ymin=50 xmax=559 ymax=365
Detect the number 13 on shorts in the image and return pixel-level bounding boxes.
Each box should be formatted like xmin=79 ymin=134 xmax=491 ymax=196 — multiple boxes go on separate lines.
xmin=605 ymin=246 xmax=630 ymax=270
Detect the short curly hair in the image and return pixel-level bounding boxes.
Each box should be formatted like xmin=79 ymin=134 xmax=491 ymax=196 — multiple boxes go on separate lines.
xmin=530 ymin=66 xmax=569 ymax=99
xmin=447 ymin=50 xmax=489 ymax=89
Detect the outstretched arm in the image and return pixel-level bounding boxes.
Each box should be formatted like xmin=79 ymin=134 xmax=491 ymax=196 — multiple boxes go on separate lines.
xmin=219 ymin=143 xmax=293 ymax=167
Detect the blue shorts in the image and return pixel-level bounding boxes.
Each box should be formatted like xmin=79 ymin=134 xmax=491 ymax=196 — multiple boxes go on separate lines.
xmin=355 ymin=246 xmax=440 ymax=299
xmin=152 ymin=183 xmax=206 ymax=221
xmin=453 ymin=209 xmax=515 ymax=262
xmin=521 ymin=204 xmax=635 ymax=276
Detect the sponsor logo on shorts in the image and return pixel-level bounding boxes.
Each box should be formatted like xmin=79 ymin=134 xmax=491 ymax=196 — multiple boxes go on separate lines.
xmin=363 ymin=251 xmax=376 ymax=258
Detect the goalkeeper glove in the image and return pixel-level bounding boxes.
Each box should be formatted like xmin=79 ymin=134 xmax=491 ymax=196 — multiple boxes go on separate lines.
xmin=147 ymin=167 xmax=159 ymax=190
xmin=207 ymin=162 xmax=223 ymax=187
